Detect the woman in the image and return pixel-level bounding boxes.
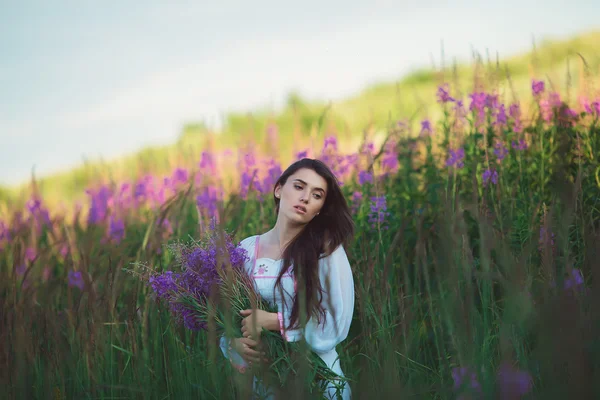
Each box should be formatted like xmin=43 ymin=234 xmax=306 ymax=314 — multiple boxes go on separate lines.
xmin=219 ymin=158 xmax=355 ymax=399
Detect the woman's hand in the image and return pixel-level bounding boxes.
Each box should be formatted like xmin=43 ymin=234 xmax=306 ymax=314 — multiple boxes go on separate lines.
xmin=240 ymin=309 xmax=279 ymax=340
xmin=231 ymin=337 xmax=269 ymax=365
xmin=231 ymin=337 xmax=261 ymax=364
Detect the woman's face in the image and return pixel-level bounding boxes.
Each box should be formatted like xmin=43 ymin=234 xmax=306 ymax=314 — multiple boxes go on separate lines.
xmin=274 ymin=168 xmax=328 ymax=224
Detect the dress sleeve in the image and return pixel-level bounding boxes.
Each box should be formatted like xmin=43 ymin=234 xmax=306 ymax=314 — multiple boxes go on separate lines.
xmin=283 ymin=244 xmax=355 ymax=354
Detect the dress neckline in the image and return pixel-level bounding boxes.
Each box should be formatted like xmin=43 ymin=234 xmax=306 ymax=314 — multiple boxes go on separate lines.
xmin=254 ymin=235 xmax=284 ymax=263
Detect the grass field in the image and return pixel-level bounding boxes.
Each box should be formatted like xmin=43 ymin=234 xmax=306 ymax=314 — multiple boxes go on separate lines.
xmin=1 ymin=30 xmax=600 ymax=399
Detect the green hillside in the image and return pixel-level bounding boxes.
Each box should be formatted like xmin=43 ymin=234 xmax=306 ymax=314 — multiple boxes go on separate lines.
xmin=2 ymin=29 xmax=599 ymax=211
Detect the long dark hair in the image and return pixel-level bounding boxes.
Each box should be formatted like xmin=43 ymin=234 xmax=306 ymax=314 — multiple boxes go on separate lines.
xmin=272 ymin=158 xmax=354 ymax=330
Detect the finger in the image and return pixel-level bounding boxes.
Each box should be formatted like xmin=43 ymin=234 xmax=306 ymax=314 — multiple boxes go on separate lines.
xmin=242 ymin=331 xmax=250 ymax=338
xmin=240 ymin=337 xmax=259 ymax=347
xmin=244 ymin=347 xmax=261 ymax=358
xmin=240 ymin=309 xmax=252 ymax=316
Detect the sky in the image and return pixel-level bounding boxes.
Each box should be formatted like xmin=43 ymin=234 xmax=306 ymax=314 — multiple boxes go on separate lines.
xmin=1 ymin=0 xmax=599 ymax=186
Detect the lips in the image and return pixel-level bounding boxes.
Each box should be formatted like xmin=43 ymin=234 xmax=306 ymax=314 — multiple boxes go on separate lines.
xmin=293 ymin=205 xmax=307 ymax=214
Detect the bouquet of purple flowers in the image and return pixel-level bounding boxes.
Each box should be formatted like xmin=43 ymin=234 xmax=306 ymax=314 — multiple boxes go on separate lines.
xmin=145 ymin=229 xmax=347 ymax=398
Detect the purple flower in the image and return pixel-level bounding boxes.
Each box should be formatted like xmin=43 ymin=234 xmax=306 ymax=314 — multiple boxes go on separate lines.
xmin=86 ymin=185 xmax=112 ymax=225
xmin=482 ymin=169 xmax=498 ymax=186
xmin=593 ymin=101 xmax=600 ymax=116
xmin=495 ymin=104 xmax=507 ymax=127
xmin=564 ymin=268 xmax=584 ymax=290
xmin=260 ymin=159 xmax=283 ymax=198
xmin=436 ymin=84 xmax=455 ymax=103
xmin=496 ymin=362 xmax=533 ymax=399
xmin=239 ymin=169 xmax=260 ymax=200
xmin=494 ymin=141 xmax=509 ymax=161
xmin=469 ymin=92 xmax=487 ymax=112
xmin=25 ymin=247 xmax=37 ymax=263
xmin=362 ymin=142 xmax=375 ymax=155
xmin=296 ymin=150 xmax=309 ymax=160
xmin=486 ymin=94 xmax=499 ymax=110
xmin=27 ymin=197 xmax=51 ymax=228
xmin=469 ymin=92 xmax=487 ymax=127
xmin=149 ymin=270 xmax=180 ymax=300
xmin=199 ymin=151 xmax=217 ymax=177
xmin=382 ymin=155 xmax=399 ymax=176
xmin=351 ymin=191 xmax=363 ymax=215
xmin=323 ymin=136 xmax=338 ymax=151
xmin=532 ymin=79 xmax=545 ymax=96
xmin=452 ymin=366 xmax=482 ymax=398
xmin=171 ymin=168 xmax=189 ymax=186
xmin=358 ymin=170 xmax=373 ymax=185
xmin=68 ymin=271 xmax=85 ymax=290
xmin=368 ymin=196 xmax=391 ymax=229
xmin=511 ymin=139 xmax=528 ymax=151
xmin=196 ymin=185 xmax=221 ymax=219
xmin=420 ymin=119 xmax=432 ymax=136
xmin=108 ymin=216 xmax=125 ymax=243
xmin=150 ymin=232 xmax=250 ymax=331
xmin=509 ymin=103 xmax=523 ymax=133
xmin=446 ymin=147 xmax=465 ymax=169
xmin=0 ymin=220 xmax=10 ymax=246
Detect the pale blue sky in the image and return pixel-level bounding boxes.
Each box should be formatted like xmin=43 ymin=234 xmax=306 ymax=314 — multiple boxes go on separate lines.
xmin=1 ymin=0 xmax=599 ymax=186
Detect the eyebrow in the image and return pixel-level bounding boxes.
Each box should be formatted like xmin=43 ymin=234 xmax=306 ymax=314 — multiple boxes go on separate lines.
xmin=293 ymin=179 xmax=325 ymax=193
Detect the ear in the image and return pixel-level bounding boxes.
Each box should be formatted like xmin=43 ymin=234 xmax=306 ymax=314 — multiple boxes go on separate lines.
xmin=274 ymin=184 xmax=282 ymax=199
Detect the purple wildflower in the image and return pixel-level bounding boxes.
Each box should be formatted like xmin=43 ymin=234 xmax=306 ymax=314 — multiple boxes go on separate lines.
xmin=495 ymin=104 xmax=507 ymax=127
xmin=436 ymin=84 xmax=455 ymax=103
xmin=509 ymin=102 xmax=523 ymax=133
xmin=362 ymin=142 xmax=375 ymax=155
xmin=531 ymin=79 xmax=545 ymax=96
xmin=446 ymin=148 xmax=465 ymax=169
xmin=469 ymin=92 xmax=487 ymax=127
xmin=452 ymin=366 xmax=482 ymax=398
xmin=296 ymin=150 xmax=309 ymax=160
xmin=564 ymin=268 xmax=584 ymax=290
xmin=27 ymin=198 xmax=51 ymax=228
xmin=171 ymin=168 xmax=189 ymax=186
xmin=150 ymin=232 xmax=250 ymax=331
xmin=351 ymin=191 xmax=363 ymax=215
xmin=196 ymin=185 xmax=221 ymax=219
xmin=593 ymin=101 xmax=600 ymax=116
xmin=261 ymin=159 xmax=283 ymax=198
xmin=496 ymin=362 xmax=533 ymax=400
xmin=420 ymin=119 xmax=432 ymax=136
xmin=482 ymin=169 xmax=498 ymax=186
xmin=368 ymin=196 xmax=391 ymax=229
xmin=485 ymin=93 xmax=499 ymax=110
xmin=68 ymin=271 xmax=85 ymax=290
xmin=323 ymin=136 xmax=338 ymax=152
xmin=494 ymin=141 xmax=509 ymax=161
xmin=25 ymin=247 xmax=37 ymax=263
xmin=86 ymin=185 xmax=112 ymax=225
xmin=381 ymin=141 xmax=399 ymax=174
xmin=511 ymin=139 xmax=528 ymax=151
xmin=108 ymin=216 xmax=125 ymax=243
xmin=358 ymin=170 xmax=373 ymax=185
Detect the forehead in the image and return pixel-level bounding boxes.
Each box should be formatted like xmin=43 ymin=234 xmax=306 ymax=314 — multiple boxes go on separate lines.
xmin=289 ymin=168 xmax=327 ymax=191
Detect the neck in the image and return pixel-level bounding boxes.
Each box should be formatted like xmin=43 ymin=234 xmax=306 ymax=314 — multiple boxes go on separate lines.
xmin=268 ymin=216 xmax=304 ymax=254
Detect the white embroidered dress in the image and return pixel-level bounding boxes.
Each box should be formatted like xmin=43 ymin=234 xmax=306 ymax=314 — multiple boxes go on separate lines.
xmin=219 ymin=234 xmax=354 ymax=399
